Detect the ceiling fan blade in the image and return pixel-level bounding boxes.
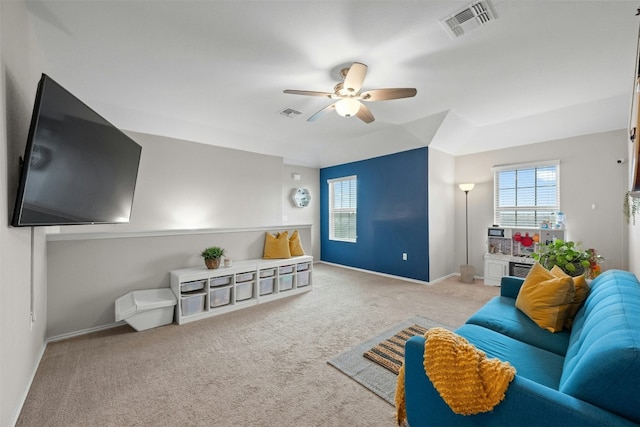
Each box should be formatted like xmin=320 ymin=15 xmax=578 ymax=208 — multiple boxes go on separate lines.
xmin=356 ymin=103 xmax=375 ymax=124
xmin=307 ymin=103 xmax=336 ymax=122
xmin=283 ymin=90 xmax=333 ymax=98
xmin=360 ymin=88 xmax=417 ymax=101
xmin=343 ymin=62 xmax=368 ymax=94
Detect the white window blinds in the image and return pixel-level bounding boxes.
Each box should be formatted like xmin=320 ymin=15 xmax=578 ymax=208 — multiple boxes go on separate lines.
xmin=328 ymin=175 xmax=357 ymax=242
xmin=494 ymin=161 xmax=560 ymax=228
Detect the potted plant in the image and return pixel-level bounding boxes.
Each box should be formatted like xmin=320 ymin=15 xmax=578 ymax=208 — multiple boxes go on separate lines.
xmin=532 ymin=240 xmax=591 ymax=277
xmin=201 ymin=246 xmax=225 ymax=269
xmin=586 ymin=248 xmax=604 ymax=279
xmin=624 ymin=191 xmax=640 ymax=225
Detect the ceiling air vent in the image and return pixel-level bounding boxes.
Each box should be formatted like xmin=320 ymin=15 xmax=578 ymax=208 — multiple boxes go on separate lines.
xmin=440 ymin=0 xmax=496 ymax=38
xmin=279 ymin=108 xmax=302 ymax=118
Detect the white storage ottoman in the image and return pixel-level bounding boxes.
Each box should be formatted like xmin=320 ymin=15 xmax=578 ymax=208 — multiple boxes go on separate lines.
xmin=115 ymin=288 xmax=177 ymax=331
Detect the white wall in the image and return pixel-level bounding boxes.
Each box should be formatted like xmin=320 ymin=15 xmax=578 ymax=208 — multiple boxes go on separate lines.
xmin=281 ymin=164 xmax=320 ymax=258
xmin=455 ymin=129 xmax=629 ymax=277
xmin=0 ymin=2 xmax=48 ymax=426
xmin=43 ymin=131 xmax=319 ymax=338
xmin=46 ymin=226 xmax=312 ymax=338
xmin=45 ymin=130 xmax=323 ymax=258
xmin=52 ymin=131 xmax=284 ymax=234
xmin=428 ymin=148 xmax=456 ymax=281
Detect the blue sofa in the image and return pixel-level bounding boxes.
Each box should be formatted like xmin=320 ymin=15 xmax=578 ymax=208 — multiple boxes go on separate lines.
xmin=403 ymin=269 xmax=640 ymax=427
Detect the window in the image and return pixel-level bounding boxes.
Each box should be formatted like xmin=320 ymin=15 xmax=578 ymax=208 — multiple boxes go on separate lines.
xmin=328 ymin=175 xmax=357 ymax=242
xmin=494 ymin=161 xmax=559 ymax=228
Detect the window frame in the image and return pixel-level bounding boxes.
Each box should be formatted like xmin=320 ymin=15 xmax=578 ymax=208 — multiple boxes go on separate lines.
xmin=327 ymin=175 xmax=357 ymax=243
xmin=493 ymin=160 xmax=560 ymax=228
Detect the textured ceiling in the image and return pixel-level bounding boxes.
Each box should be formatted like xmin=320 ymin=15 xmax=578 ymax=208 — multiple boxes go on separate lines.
xmin=25 ymin=1 xmax=640 ymax=167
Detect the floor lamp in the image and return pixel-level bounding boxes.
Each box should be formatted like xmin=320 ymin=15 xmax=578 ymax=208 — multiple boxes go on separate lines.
xmin=459 ymin=183 xmax=475 ymax=283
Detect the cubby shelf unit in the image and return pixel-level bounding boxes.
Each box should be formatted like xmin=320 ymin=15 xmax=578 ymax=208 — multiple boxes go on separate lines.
xmin=170 ymin=255 xmax=313 ymax=324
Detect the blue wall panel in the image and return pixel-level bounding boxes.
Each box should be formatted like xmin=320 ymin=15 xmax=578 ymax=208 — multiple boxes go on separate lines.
xmin=320 ymin=147 xmax=429 ymax=281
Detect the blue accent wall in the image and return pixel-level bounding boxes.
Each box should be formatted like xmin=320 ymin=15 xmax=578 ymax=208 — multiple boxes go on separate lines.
xmin=320 ymin=147 xmax=429 ymax=281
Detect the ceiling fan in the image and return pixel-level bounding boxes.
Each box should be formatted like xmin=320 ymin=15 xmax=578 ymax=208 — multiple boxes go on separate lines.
xmin=283 ymin=62 xmax=417 ymax=124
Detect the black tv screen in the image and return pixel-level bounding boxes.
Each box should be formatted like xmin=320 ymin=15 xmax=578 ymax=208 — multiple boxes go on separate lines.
xmin=11 ymin=74 xmax=142 ymax=227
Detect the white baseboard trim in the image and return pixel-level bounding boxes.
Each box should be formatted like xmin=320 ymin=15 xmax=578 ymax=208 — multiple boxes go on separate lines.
xmin=316 ymin=262 xmax=489 ymax=286
xmin=317 ymin=261 xmax=431 ymax=285
xmin=10 ymin=340 xmax=47 ymax=427
xmin=429 ymin=272 xmax=460 ymax=284
xmin=47 ymin=321 xmax=127 ymax=343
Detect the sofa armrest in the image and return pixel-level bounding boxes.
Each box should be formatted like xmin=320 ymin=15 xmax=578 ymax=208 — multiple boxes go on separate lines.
xmin=403 ymin=336 xmax=637 ymax=427
xmin=500 ymin=276 xmax=525 ymax=299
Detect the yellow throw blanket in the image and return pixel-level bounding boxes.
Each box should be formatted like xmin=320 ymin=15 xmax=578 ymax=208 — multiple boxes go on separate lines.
xmin=395 ymin=327 xmax=516 ymax=425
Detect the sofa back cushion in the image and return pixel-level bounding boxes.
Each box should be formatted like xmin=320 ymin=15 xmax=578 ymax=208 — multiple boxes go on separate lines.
xmin=515 ymin=262 xmax=575 ymax=333
xmin=559 ymin=270 xmax=640 ymax=423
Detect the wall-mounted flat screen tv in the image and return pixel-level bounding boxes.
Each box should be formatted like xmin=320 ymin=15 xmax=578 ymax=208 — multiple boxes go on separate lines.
xmin=11 ymin=74 xmax=142 ymax=227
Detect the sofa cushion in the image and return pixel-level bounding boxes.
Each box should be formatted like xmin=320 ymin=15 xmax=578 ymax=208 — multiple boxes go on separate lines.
xmin=515 ymin=262 xmax=575 ymax=332
xmin=466 ymin=296 xmax=570 ymax=356
xmin=455 ymin=324 xmax=565 ymax=390
xmin=549 ymin=265 xmax=590 ymax=329
xmin=560 ymin=270 xmax=640 ymax=424
xmin=500 ymin=276 xmax=525 ymax=299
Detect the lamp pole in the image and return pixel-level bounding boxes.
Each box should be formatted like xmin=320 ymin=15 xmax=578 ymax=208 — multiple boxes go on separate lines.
xmin=458 ymin=183 xmax=475 ymax=283
xmin=464 ymin=189 xmax=470 ymax=265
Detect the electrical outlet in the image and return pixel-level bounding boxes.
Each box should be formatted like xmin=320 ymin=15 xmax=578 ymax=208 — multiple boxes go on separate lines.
xmin=402 ymin=253 xmax=408 ymax=261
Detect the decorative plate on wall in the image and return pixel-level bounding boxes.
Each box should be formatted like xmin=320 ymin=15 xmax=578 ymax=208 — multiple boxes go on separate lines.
xmin=292 ymin=188 xmax=311 ymax=207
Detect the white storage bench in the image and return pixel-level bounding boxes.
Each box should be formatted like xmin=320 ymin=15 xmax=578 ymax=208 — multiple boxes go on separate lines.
xmin=170 ymin=255 xmax=313 ymax=325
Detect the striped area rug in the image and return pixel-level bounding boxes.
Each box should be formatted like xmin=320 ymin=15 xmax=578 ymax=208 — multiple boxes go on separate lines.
xmin=362 ymin=324 xmax=429 ymax=374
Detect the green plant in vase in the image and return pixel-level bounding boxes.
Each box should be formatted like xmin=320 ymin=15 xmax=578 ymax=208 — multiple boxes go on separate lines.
xmin=532 ymin=240 xmax=591 ymax=277
xmin=624 ymin=191 xmax=640 ymax=225
xmin=201 ymin=246 xmax=225 ymax=269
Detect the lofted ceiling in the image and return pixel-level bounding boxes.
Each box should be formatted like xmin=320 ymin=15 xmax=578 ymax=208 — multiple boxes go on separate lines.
xmin=24 ymin=1 xmax=640 ymax=168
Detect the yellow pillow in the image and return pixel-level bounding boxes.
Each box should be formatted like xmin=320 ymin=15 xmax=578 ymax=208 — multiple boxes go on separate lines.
xmin=263 ymin=231 xmax=291 ymax=259
xmin=515 ymin=262 xmax=575 ymax=333
xmin=549 ymin=266 xmax=590 ymax=329
xmin=288 ymin=230 xmax=305 ymax=256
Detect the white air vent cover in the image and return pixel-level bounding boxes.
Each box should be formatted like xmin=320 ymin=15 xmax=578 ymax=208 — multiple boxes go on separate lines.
xmin=440 ymin=0 xmax=496 ymax=38
xmin=279 ymin=108 xmax=302 ymax=118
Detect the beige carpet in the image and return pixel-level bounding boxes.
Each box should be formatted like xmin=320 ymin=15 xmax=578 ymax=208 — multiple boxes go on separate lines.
xmin=17 ymin=263 xmax=498 ymax=427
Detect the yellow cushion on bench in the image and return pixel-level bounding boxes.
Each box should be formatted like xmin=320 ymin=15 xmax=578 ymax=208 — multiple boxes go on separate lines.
xmin=263 ymin=231 xmax=291 ymax=259
xmin=289 ymin=230 xmax=305 ymax=256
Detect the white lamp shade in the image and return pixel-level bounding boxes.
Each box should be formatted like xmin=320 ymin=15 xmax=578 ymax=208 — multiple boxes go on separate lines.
xmin=335 ymin=98 xmax=361 ymax=117
xmin=459 ymin=183 xmax=475 ymax=192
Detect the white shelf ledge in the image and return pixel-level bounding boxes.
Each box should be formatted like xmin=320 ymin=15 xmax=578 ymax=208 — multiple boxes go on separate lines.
xmin=46 ymin=224 xmax=312 ymax=241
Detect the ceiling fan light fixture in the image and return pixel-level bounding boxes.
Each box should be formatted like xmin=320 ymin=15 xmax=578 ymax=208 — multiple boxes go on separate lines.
xmin=283 ymin=62 xmax=415 ymax=123
xmin=335 ymin=98 xmax=360 ymax=117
